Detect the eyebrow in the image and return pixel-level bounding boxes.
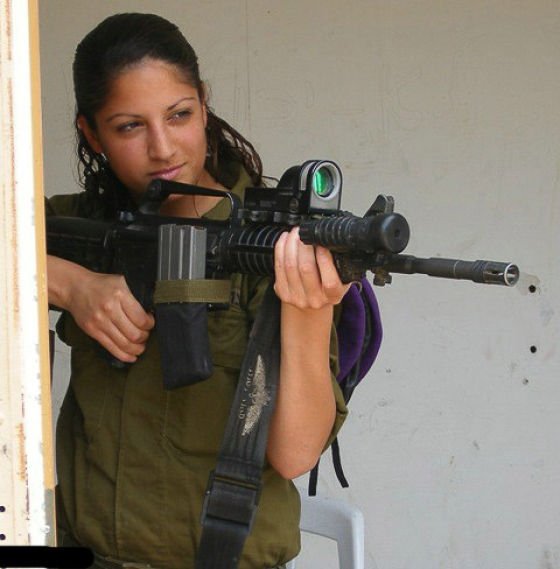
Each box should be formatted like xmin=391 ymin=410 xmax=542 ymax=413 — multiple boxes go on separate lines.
xmin=105 ymin=96 xmax=197 ymax=123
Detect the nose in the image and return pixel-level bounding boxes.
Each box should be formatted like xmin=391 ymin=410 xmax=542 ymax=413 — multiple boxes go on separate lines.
xmin=147 ymin=124 xmax=175 ymax=162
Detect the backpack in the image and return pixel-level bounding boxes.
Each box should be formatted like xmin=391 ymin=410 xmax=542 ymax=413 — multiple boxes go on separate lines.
xmin=308 ymin=277 xmax=383 ymax=495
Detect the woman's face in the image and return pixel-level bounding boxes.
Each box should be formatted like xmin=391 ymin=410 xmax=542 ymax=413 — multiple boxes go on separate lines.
xmin=79 ymin=58 xmax=213 ymax=199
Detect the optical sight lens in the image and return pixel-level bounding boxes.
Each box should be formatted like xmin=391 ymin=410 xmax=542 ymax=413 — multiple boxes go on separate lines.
xmin=312 ymin=167 xmax=334 ymax=198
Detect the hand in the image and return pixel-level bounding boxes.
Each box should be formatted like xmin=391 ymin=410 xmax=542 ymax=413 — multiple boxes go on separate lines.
xmin=67 ymin=271 xmax=155 ymax=362
xmin=273 ymin=227 xmax=350 ymax=310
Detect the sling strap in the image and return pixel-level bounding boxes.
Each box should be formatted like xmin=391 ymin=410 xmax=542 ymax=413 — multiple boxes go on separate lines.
xmin=154 ymin=278 xmax=231 ymax=304
xmin=195 ymin=283 xmax=281 ymax=569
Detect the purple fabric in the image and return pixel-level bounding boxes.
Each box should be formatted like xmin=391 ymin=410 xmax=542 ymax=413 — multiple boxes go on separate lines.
xmin=336 ymin=277 xmax=382 ymax=385
xmin=357 ymin=277 xmax=382 ymax=380
xmin=336 ymin=283 xmax=366 ymax=381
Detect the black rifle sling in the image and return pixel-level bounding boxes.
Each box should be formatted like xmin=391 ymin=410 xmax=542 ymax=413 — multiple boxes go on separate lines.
xmin=196 ymin=283 xmax=281 ymax=569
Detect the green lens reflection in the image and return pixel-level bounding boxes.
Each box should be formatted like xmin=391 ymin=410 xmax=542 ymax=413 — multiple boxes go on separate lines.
xmin=312 ymin=167 xmax=334 ymax=198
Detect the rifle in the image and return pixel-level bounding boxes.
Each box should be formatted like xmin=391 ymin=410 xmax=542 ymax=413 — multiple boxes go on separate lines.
xmin=46 ymin=160 xmax=519 ymax=387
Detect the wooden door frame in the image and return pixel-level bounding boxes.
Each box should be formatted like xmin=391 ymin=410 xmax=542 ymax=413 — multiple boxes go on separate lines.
xmin=0 ymin=0 xmax=55 ymax=546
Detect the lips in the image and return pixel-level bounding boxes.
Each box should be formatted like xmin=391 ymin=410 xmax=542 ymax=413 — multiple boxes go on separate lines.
xmin=149 ymin=163 xmax=184 ymax=181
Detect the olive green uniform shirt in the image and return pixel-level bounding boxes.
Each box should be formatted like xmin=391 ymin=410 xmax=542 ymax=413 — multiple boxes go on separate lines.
xmin=47 ymin=167 xmax=348 ymax=569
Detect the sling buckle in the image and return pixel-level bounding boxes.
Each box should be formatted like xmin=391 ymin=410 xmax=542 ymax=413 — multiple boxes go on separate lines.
xmin=201 ymin=471 xmax=262 ymax=532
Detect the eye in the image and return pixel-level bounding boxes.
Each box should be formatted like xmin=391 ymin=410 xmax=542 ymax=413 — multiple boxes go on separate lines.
xmin=116 ymin=121 xmax=142 ymax=133
xmin=169 ymin=109 xmax=192 ymax=122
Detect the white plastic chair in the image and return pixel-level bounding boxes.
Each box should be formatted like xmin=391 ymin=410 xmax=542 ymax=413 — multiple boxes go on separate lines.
xmin=286 ymin=492 xmax=367 ymax=569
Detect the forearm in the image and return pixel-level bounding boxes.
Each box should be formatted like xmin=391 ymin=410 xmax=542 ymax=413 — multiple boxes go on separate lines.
xmin=47 ymin=254 xmax=92 ymax=310
xmin=267 ymin=302 xmax=336 ymax=479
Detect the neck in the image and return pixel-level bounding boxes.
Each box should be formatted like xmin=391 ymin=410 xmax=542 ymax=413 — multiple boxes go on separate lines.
xmin=159 ymin=187 xmax=225 ymax=218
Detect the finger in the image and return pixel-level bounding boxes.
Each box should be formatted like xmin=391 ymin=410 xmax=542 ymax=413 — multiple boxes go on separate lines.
xmin=295 ymin=235 xmax=324 ymax=302
xmin=315 ymin=246 xmax=351 ymax=302
xmin=121 ymin=291 xmax=155 ymax=331
xmin=108 ymin=306 xmax=151 ymax=348
xmin=273 ymin=231 xmax=290 ymax=296
xmin=95 ymin=329 xmax=141 ymax=363
xmin=282 ymin=228 xmax=308 ymax=300
xmin=85 ymin=318 xmax=143 ymax=363
xmin=82 ymin=298 xmax=149 ymax=355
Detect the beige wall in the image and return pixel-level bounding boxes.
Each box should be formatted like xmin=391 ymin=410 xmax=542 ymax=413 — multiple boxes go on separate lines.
xmin=40 ymin=2 xmax=560 ymax=567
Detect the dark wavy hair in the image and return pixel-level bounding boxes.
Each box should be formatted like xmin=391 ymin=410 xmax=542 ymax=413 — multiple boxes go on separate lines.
xmin=73 ymin=12 xmax=263 ymax=216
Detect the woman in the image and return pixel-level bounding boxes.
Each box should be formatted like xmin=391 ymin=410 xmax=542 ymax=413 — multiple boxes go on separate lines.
xmin=47 ymin=12 xmax=348 ymax=569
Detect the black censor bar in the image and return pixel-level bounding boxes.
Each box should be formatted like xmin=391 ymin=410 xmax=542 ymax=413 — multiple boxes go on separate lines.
xmin=0 ymin=546 xmax=93 ymax=568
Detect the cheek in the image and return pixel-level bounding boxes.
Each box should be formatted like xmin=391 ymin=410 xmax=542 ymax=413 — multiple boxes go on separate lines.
xmin=104 ymin=139 xmax=143 ymax=170
xmin=103 ymin=143 xmax=147 ymax=193
xmin=182 ymin=123 xmax=208 ymax=156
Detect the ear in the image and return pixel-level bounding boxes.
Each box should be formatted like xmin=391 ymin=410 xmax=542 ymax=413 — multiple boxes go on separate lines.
xmin=77 ymin=115 xmax=103 ymax=154
xmin=200 ymin=82 xmax=209 ymax=128
xmin=203 ymin=103 xmax=208 ymax=129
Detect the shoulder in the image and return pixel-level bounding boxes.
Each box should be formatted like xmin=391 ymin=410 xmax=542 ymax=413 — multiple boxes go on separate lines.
xmin=45 ymin=192 xmax=104 ymax=219
xmin=204 ymin=162 xmax=253 ymax=221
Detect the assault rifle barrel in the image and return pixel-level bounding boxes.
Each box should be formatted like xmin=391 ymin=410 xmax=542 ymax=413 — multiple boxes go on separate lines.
xmin=381 ymin=255 xmax=519 ymax=286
